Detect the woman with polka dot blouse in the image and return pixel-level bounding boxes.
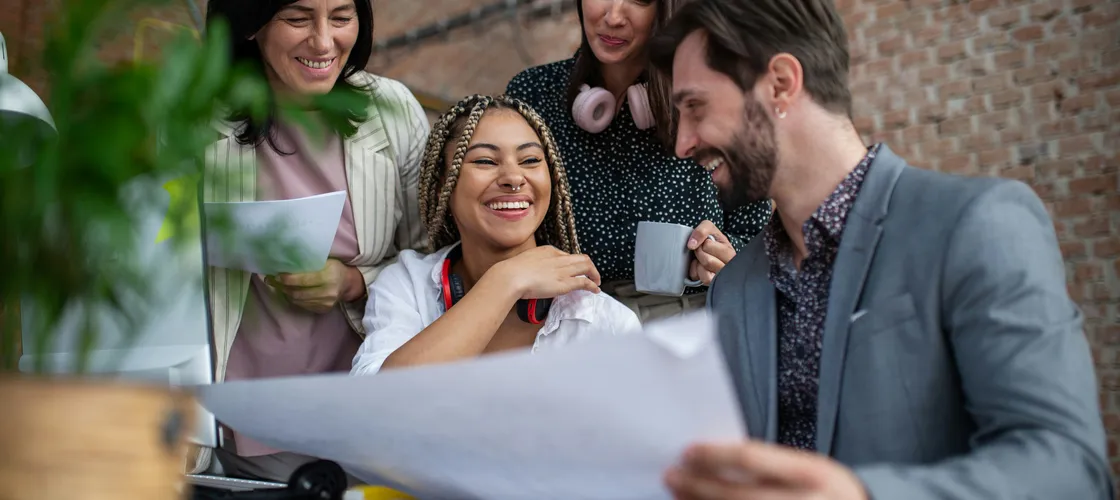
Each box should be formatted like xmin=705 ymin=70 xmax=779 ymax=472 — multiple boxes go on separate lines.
xmin=505 ymin=0 xmax=772 ymax=322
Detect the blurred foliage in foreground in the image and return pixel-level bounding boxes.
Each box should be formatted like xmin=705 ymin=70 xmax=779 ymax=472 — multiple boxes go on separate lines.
xmin=0 ymin=0 xmax=266 ymax=373
xmin=0 ymin=0 xmax=380 ymax=374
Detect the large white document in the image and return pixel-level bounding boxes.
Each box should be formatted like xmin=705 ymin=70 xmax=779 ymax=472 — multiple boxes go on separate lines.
xmin=196 ymin=311 xmax=746 ymax=499
xmin=203 ymin=191 xmax=346 ymax=275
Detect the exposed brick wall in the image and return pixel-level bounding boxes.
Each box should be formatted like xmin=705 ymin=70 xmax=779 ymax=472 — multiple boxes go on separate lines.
xmin=0 ymin=0 xmax=27 ymax=67
xmin=369 ymin=0 xmax=581 ymax=123
xmin=0 ymin=0 xmax=53 ymax=98
xmin=99 ymin=5 xmax=201 ymax=64
xmin=0 ymin=0 xmax=199 ymax=96
xmin=842 ymin=0 xmax=1120 ymax=484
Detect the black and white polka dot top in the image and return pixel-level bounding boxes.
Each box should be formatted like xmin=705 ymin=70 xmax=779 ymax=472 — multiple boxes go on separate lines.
xmin=506 ymin=58 xmax=772 ymax=286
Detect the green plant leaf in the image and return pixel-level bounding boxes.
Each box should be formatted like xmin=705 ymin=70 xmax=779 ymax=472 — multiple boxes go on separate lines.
xmin=1 ymin=0 xmax=380 ymax=375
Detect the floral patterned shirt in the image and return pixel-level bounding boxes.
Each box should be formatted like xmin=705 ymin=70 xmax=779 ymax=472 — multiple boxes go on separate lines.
xmin=765 ymin=143 xmax=881 ymax=451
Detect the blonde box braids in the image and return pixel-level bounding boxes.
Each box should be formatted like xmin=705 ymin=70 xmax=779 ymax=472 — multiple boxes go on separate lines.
xmin=418 ymin=94 xmax=581 ymax=255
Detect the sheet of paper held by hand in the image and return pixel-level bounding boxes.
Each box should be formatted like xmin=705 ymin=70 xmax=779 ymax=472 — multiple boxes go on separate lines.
xmin=203 ymin=190 xmax=346 ymax=275
xmin=197 ymin=311 xmax=746 ymax=500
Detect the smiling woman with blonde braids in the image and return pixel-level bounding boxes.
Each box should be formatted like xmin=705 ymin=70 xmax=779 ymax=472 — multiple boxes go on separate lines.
xmin=352 ymin=95 xmax=641 ymax=375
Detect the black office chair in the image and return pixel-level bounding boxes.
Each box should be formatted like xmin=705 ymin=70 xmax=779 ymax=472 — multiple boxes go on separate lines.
xmin=190 ymin=460 xmax=349 ymax=500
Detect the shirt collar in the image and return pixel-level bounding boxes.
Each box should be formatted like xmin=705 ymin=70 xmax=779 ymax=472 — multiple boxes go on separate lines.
xmin=763 ymin=142 xmax=882 ymax=271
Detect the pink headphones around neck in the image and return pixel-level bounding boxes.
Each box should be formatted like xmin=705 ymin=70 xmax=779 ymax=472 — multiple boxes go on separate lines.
xmin=571 ymin=82 xmax=655 ymax=134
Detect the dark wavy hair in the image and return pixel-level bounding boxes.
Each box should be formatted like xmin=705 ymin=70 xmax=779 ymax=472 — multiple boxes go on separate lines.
xmin=566 ymin=0 xmax=685 ymax=149
xmin=649 ymin=0 xmax=853 ymax=118
xmin=205 ymin=0 xmax=375 ymax=154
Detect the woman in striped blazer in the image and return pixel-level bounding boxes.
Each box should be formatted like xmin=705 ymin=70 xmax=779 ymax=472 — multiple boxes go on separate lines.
xmin=196 ymin=0 xmax=430 ymax=483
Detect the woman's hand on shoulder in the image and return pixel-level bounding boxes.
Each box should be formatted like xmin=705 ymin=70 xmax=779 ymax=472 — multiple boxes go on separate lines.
xmin=486 ymin=246 xmax=602 ymax=300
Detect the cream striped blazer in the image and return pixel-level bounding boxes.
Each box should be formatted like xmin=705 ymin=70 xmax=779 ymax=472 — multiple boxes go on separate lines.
xmin=189 ymin=72 xmax=429 ymax=474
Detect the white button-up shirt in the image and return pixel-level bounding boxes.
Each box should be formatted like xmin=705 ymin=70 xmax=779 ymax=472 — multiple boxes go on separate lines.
xmin=352 ymin=243 xmax=643 ymax=375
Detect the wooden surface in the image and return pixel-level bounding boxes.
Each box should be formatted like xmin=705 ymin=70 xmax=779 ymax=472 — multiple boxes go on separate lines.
xmin=0 ymin=376 xmax=195 ymax=500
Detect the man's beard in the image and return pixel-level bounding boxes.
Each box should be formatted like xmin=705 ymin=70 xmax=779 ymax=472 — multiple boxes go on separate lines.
xmin=699 ymin=96 xmax=778 ymax=212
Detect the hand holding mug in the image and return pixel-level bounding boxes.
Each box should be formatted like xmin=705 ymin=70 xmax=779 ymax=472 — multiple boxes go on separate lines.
xmin=686 ymin=220 xmax=736 ymax=286
xmin=635 ymin=221 xmax=732 ymax=296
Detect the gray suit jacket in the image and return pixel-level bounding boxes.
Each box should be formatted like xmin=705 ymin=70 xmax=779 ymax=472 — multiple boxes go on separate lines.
xmin=707 ymin=145 xmax=1113 ymax=499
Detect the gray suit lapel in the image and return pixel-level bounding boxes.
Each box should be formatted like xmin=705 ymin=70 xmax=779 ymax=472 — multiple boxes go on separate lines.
xmin=814 ymin=145 xmax=907 ymax=455
xmin=740 ymin=246 xmax=779 ymax=440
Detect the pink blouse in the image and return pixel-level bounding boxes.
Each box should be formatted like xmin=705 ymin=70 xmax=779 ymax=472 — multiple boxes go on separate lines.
xmin=224 ymin=119 xmax=363 ymax=457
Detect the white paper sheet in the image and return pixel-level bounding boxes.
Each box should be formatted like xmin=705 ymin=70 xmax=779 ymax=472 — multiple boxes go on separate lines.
xmin=197 ymin=311 xmax=746 ymax=500
xmin=203 ymin=191 xmax=346 ymax=275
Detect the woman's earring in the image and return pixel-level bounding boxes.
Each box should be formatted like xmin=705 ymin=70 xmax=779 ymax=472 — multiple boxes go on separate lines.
xmin=775 ymin=108 xmax=787 ymax=119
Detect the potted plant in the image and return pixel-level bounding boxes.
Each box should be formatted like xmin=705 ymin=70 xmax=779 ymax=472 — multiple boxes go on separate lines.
xmin=0 ymin=0 xmax=269 ymax=497
xmin=0 ymin=0 xmax=401 ymax=494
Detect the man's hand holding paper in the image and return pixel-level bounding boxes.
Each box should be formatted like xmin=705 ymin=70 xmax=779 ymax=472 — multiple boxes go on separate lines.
xmin=664 ymin=441 xmax=868 ymax=500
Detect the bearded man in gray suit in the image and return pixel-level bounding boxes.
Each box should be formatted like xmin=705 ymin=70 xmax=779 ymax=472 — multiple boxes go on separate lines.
xmin=648 ymin=0 xmax=1112 ymax=499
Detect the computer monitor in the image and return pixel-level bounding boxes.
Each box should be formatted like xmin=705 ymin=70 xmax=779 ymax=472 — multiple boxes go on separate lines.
xmin=19 ymin=172 xmax=218 ymax=449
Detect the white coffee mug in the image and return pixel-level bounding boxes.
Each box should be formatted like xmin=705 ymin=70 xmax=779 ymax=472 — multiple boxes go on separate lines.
xmin=634 ymin=221 xmax=704 ymax=297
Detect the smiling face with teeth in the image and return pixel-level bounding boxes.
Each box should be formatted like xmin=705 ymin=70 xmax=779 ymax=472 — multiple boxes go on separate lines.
xmin=669 ymin=31 xmax=779 ymax=211
xmin=446 ymin=108 xmax=554 ymax=253
xmin=254 ymin=0 xmax=359 ymax=97
xmin=419 ymin=95 xmax=581 ymax=256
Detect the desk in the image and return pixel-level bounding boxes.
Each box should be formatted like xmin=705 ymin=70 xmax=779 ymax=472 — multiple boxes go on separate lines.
xmin=186 ymin=474 xmax=414 ymax=500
